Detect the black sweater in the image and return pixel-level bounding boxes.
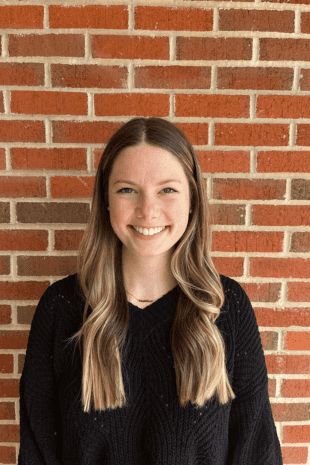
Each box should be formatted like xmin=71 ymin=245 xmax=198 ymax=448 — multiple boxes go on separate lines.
xmin=18 ymin=273 xmax=283 ymax=464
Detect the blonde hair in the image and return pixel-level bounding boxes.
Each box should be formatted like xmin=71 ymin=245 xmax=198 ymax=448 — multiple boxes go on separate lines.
xmin=69 ymin=117 xmax=235 ymax=412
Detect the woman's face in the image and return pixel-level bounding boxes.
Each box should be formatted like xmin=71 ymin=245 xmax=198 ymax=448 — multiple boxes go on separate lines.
xmin=108 ymin=143 xmax=191 ymax=259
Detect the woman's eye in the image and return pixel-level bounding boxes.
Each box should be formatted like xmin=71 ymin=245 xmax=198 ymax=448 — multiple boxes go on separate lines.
xmin=117 ymin=187 xmax=176 ymax=194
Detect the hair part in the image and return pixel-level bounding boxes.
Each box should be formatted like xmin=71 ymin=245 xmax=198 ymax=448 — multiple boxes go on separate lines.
xmin=69 ymin=117 xmax=235 ymax=412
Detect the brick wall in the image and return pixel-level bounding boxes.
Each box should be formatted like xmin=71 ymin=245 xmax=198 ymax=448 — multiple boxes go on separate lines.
xmin=0 ymin=1 xmax=310 ymax=464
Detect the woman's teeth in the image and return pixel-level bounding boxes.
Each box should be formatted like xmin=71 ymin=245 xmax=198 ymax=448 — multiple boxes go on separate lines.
xmin=132 ymin=225 xmax=166 ymax=236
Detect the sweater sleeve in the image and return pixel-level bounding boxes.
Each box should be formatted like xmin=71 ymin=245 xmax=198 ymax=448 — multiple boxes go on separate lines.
xmin=226 ymin=280 xmax=283 ymax=465
xmin=18 ymin=284 xmax=63 ymax=464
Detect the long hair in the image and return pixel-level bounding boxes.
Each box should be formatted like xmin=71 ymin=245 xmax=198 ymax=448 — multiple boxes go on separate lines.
xmin=69 ymin=117 xmax=235 ymax=412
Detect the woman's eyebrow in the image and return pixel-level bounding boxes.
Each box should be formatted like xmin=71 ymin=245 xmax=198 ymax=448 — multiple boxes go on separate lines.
xmin=113 ymin=179 xmax=182 ymax=186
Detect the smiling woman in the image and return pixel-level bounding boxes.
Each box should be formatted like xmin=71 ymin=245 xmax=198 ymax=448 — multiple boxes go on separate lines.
xmin=18 ymin=117 xmax=283 ymax=465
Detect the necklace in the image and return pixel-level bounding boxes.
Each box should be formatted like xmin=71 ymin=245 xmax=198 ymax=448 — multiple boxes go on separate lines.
xmin=126 ymin=290 xmax=164 ymax=303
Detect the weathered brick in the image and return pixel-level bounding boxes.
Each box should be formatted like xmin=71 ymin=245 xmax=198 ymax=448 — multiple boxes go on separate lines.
xmin=49 ymin=5 xmax=128 ymax=29
xmin=250 ymin=257 xmax=310 ymax=278
xmin=0 ymin=423 xmax=19 ymax=441
xmin=11 ymin=91 xmax=87 ymax=116
xmin=257 ymin=151 xmax=310 ymax=173
xmin=212 ymin=231 xmax=284 ymax=252
xmin=255 ymin=307 xmax=310 ymax=327
xmin=54 ymin=230 xmax=85 ymax=251
xmin=17 ymin=306 xmax=36 ymax=325
xmin=0 ymin=306 xmax=11 ymax=324
xmin=260 ymin=38 xmax=310 ymax=61
xmin=214 ymin=123 xmax=289 ymax=146
xmin=219 ymin=9 xmax=294 ymax=32
xmin=0 ymin=256 xmax=10 ymax=275
xmin=0 ymin=230 xmax=47 ymax=251
xmin=0 ymin=6 xmax=43 ymax=29
xmin=0 ymin=281 xmax=49 ymax=300
xmin=0 ymin=63 xmax=44 ymax=86
xmin=197 ymin=151 xmax=250 ymax=173
xmin=51 ymin=176 xmax=95 ymax=198
xmin=0 ymin=149 xmax=5 ymax=170
xmin=92 ymin=35 xmax=169 ymax=60
xmin=0 ymin=203 xmax=10 ymax=223
xmin=209 ymin=204 xmax=246 ymax=225
xmin=16 ymin=202 xmax=89 ymax=224
xmin=11 ymin=148 xmax=87 ymax=171
xmin=18 ymin=354 xmax=25 ymax=374
xmin=135 ymin=6 xmax=213 ymax=31
xmin=296 ymin=125 xmax=310 ymax=146
xmin=0 ymin=176 xmax=46 ymax=198
xmin=301 ymin=12 xmax=310 ymax=33
xmin=9 ymin=34 xmax=84 ymax=57
xmin=240 ymin=282 xmax=281 ymax=302
xmin=284 ymin=332 xmax=310 ymax=350
xmin=252 ymin=205 xmax=310 ymax=226
xmin=51 ymin=64 xmax=127 ymax=89
xmin=135 ymin=66 xmax=211 ymax=89
xmin=213 ymin=178 xmax=286 ymax=200
xmin=94 ymin=93 xmax=169 ymax=117
xmin=288 ymin=282 xmax=310 ymax=301
xmin=0 ymin=355 xmax=13 ymax=374
xmin=0 ymin=402 xmax=15 ymax=420
xmin=257 ymin=95 xmax=310 ymax=119
xmin=260 ymin=331 xmax=278 ymax=350
xmin=271 ymin=403 xmax=310 ymax=421
xmin=300 ymin=68 xmax=310 ymax=90
xmin=291 ymin=179 xmax=310 ymax=200
xmin=266 ymin=355 xmax=310 ymax=374
xmin=217 ymin=67 xmax=293 ymax=91
xmin=175 ymin=94 xmax=249 ymax=118
xmin=17 ymin=256 xmax=77 ymax=277
xmin=177 ymin=37 xmax=252 ymax=61
xmin=0 ymin=93 xmax=4 ymax=113
xmin=291 ymin=232 xmax=310 ymax=253
xmin=52 ymin=121 xmax=122 ymax=144
xmin=0 ymin=121 xmax=45 ymax=143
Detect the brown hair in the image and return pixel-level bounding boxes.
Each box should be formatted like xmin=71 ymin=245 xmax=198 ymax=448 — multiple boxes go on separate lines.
xmin=69 ymin=117 xmax=235 ymax=412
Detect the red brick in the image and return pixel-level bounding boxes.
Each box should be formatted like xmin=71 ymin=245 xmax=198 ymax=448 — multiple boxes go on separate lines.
xmin=257 ymin=95 xmax=310 ymax=119
xmin=255 ymin=307 xmax=310 ymax=327
xmin=212 ymin=256 xmax=244 ymax=276
xmin=11 ymin=148 xmax=87 ymax=170
xmin=260 ymin=331 xmax=278 ymax=350
xmin=268 ymin=378 xmax=276 ymax=397
xmin=0 ymin=176 xmax=46 ymax=198
xmin=264 ymin=0 xmax=310 ymax=3
xmin=92 ymin=35 xmax=169 ymax=60
xmin=0 ymin=380 xmax=18 ymax=399
xmin=0 ymin=148 xmax=5 ymax=170
xmin=291 ymin=232 xmax=310 ymax=252
xmin=288 ymin=282 xmax=310 ymax=301
xmin=177 ymin=37 xmax=252 ymax=61
xmin=252 ymin=205 xmax=310 ymax=226
xmin=265 ymin=355 xmax=310 ymax=374
xmin=284 ymin=332 xmax=310 ymax=350
xmin=0 ymin=355 xmax=13 ymax=374
xmin=250 ymin=257 xmax=310 ymax=278
xmin=260 ymin=38 xmax=310 ymax=61
xmin=210 ymin=204 xmax=246 ymax=225
xmin=0 ymin=121 xmax=44 ymax=143
xmin=0 ymin=230 xmax=47 ymax=251
xmin=18 ymin=256 xmax=77 ymax=277
xmin=240 ymin=283 xmax=281 ymax=303
xmin=283 ymin=425 xmax=310 ymax=443
xmin=49 ymin=5 xmax=128 ymax=29
xmin=0 ymin=63 xmax=44 ymax=86
xmin=94 ymin=93 xmax=169 ymax=117
xmin=213 ymin=178 xmax=286 ymax=200
xmin=19 ymin=354 xmax=25 ymax=374
xmin=0 ymin=306 xmax=11 ymax=324
xmin=135 ymin=6 xmax=212 ymax=31
xmin=51 ymin=64 xmax=127 ymax=89
xmin=0 ymin=331 xmax=28 ymax=350
xmin=11 ymin=91 xmax=87 ymax=116
xmin=301 ymin=12 xmax=310 ymax=33
xmin=217 ymin=67 xmax=293 ymax=91
xmin=0 ymin=281 xmax=49 ymax=300
xmin=17 ymin=306 xmax=35 ymax=325
xmin=296 ymin=125 xmax=310 ymax=146
xmin=16 ymin=202 xmax=89 ymax=224
xmin=300 ymin=69 xmax=310 ymax=91
xmin=0 ymin=402 xmax=15 ymax=420
xmin=214 ymin=123 xmax=289 ymax=147
xmin=281 ymin=446 xmax=308 ymax=464
xmin=54 ymin=230 xmax=85 ymax=251
xmin=51 ymin=176 xmax=95 ymax=198
xmin=0 ymin=92 xmax=4 ymax=113
xmin=257 ymin=151 xmax=310 ymax=173
xmin=282 ymin=379 xmax=310 ymax=397
xmin=175 ymin=94 xmax=249 ymax=118
xmin=219 ymin=9 xmax=294 ymax=32
xmin=0 ymin=256 xmax=10 ymax=275
xmin=9 ymin=34 xmax=84 ymax=57
xmin=0 ymin=6 xmax=43 ymax=29
xmin=0 ymin=424 xmax=19 ymax=441
xmin=197 ymin=150 xmax=250 ymax=173
xmin=52 ymin=121 xmax=122 ymax=144
xmin=0 ymin=445 xmax=16 ymax=463
xmin=272 ymin=404 xmax=310 ymax=422
xmin=174 ymin=123 xmax=209 ymax=146
xmin=0 ymin=203 xmax=10 ymax=223
xmin=135 ymin=66 xmax=211 ymax=89
xmin=212 ymin=231 xmax=283 ymax=252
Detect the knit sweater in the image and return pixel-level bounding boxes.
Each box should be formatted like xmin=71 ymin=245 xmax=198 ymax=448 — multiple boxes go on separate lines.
xmin=18 ymin=273 xmax=283 ymax=465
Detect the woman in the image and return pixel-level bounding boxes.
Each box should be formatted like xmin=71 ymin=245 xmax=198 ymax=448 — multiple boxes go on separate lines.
xmin=19 ymin=117 xmax=283 ymax=464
